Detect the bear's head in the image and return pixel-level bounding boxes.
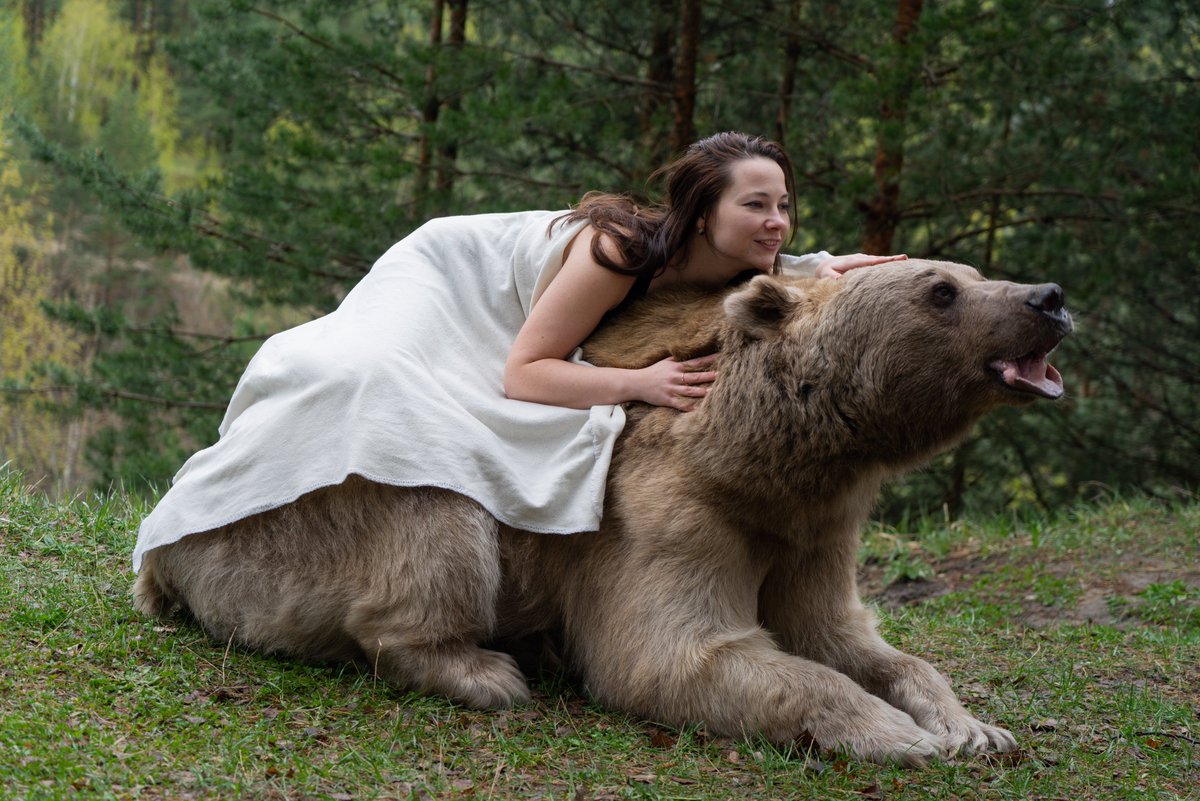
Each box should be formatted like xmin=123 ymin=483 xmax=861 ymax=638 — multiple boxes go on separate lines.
xmin=715 ymin=259 xmax=1072 ymax=470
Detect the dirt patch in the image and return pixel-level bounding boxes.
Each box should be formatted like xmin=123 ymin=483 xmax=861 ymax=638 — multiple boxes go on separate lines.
xmin=860 ymin=547 xmax=1200 ymax=630
xmin=875 ymin=576 xmax=948 ymax=607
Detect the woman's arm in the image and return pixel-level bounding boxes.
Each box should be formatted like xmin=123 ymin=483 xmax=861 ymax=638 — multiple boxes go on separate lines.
xmin=504 ymin=226 xmax=716 ymax=411
xmin=812 ymin=253 xmax=907 ymax=279
xmin=781 ymin=252 xmax=907 ymax=279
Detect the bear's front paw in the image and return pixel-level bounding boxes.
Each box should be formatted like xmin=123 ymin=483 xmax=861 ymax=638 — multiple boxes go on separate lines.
xmin=886 ymin=669 xmax=1018 ymax=756
xmin=909 ymin=704 xmax=1017 ymax=756
xmin=937 ymin=713 xmax=1017 ymax=756
xmin=814 ymin=696 xmax=947 ymax=767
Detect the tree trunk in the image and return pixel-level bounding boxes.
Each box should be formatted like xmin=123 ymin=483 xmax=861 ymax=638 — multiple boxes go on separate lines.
xmin=129 ymin=0 xmax=156 ymax=90
xmin=982 ymin=116 xmax=1012 ymax=274
xmin=944 ymin=436 xmax=974 ymax=518
xmin=139 ymin=0 xmax=157 ymax=65
xmin=640 ymin=0 xmax=676 ymax=174
xmin=435 ymin=0 xmax=468 ymax=195
xmin=775 ymin=0 xmax=803 ymax=144
xmin=669 ymin=0 xmax=701 ymax=154
xmin=415 ymin=0 xmax=445 ymax=204
xmin=22 ymin=0 xmax=46 ymax=53
xmin=861 ymin=0 xmax=923 ymax=255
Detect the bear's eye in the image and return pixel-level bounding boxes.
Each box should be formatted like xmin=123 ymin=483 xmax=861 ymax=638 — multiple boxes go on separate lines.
xmin=930 ymin=282 xmax=957 ymax=307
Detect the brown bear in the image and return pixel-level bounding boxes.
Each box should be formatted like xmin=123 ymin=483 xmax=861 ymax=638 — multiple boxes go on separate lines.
xmin=133 ymin=259 xmax=1071 ymax=766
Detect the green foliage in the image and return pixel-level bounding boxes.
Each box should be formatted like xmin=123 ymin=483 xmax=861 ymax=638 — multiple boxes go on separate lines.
xmin=1109 ymin=580 xmax=1200 ymax=630
xmin=34 ymin=0 xmax=137 ymax=143
xmin=0 ymin=5 xmax=32 ymax=110
xmin=864 ymin=1 xmax=1200 ymax=517
xmin=3 ymin=0 xmax=1198 ymax=516
xmin=1 ymin=0 xmax=238 ymax=490
xmin=0 ymin=124 xmax=89 ymax=488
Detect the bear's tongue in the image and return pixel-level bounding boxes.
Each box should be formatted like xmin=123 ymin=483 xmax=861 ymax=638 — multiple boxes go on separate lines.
xmin=990 ymin=353 xmax=1064 ymax=399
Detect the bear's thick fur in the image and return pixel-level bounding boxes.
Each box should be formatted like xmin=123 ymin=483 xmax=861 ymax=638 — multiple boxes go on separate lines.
xmin=134 ymin=259 xmax=1071 ymax=765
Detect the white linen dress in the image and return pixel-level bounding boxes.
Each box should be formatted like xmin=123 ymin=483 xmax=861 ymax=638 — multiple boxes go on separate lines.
xmin=132 ymin=210 xmax=825 ymax=571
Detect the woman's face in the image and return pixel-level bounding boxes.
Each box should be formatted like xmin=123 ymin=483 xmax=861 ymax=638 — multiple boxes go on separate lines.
xmin=701 ymin=157 xmax=790 ymax=276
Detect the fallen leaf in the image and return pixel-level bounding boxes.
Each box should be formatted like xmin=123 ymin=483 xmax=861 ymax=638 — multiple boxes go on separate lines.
xmin=647 ymin=727 xmax=676 ymax=748
xmin=981 ymin=748 xmax=1030 ymax=767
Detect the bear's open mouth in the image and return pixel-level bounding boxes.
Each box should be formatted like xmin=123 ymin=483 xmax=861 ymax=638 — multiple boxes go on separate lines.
xmin=988 ymin=349 xmax=1064 ymax=399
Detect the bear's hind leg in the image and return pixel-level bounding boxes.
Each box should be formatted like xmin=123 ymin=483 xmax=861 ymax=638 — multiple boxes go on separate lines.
xmin=357 ymin=636 xmax=529 ymax=710
xmin=342 ymin=486 xmax=530 ymax=709
xmin=132 ymin=552 xmax=175 ymax=618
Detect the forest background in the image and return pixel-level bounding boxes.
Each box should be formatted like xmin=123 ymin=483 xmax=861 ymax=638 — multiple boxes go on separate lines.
xmin=0 ymin=0 xmax=1196 ymax=521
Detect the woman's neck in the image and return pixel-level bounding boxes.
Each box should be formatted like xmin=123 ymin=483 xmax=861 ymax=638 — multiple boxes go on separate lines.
xmin=652 ymin=236 xmax=741 ymax=291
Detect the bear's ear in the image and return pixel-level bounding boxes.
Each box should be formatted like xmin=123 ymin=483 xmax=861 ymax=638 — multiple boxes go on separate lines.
xmin=723 ymin=276 xmax=800 ymax=340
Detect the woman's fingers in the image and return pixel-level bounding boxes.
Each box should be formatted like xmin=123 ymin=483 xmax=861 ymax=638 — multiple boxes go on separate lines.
xmin=680 ymin=369 xmax=717 ymax=386
xmin=817 ymin=253 xmax=909 ymax=279
xmin=836 ymin=253 xmax=908 ymax=273
xmin=640 ymin=354 xmax=720 ymax=411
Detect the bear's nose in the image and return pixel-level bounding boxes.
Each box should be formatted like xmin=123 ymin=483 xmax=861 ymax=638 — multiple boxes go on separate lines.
xmin=1026 ymin=284 xmax=1071 ymax=329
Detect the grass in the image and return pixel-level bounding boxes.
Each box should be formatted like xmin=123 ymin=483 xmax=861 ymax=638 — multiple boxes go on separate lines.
xmin=1 ymin=467 xmax=1197 ymax=800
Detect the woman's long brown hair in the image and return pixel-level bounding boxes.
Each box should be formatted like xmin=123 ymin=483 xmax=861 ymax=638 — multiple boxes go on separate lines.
xmin=558 ymin=132 xmax=798 ymax=279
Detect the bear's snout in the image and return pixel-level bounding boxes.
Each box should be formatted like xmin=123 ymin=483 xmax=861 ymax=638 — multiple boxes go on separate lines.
xmin=1024 ymin=283 xmax=1072 ymax=333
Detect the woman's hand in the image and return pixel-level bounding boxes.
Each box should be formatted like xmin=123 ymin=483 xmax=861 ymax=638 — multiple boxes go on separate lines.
xmin=633 ymin=354 xmax=718 ymax=411
xmin=505 ymin=225 xmax=720 ymax=411
xmin=814 ymin=253 xmax=907 ymax=280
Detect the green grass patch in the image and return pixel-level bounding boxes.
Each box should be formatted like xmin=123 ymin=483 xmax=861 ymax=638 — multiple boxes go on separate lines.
xmin=2 ymin=468 xmax=1197 ymax=799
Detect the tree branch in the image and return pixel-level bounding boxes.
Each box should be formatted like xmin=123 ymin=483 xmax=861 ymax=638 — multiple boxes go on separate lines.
xmin=925 ymin=213 xmax=1118 ymax=254
xmin=902 ymin=188 xmax=1121 ymax=218
xmin=480 ymin=45 xmax=660 ymax=89
xmin=249 ymin=6 xmax=409 ymax=89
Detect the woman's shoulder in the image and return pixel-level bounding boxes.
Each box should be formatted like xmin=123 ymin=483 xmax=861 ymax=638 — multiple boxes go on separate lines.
xmin=396 ymin=210 xmax=571 ymax=251
xmin=413 ymin=209 xmax=560 ymax=233
xmin=562 ymin=223 xmax=628 ymax=267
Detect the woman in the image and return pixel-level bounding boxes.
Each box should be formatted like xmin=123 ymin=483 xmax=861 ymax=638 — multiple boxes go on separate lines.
xmin=132 ymin=131 xmax=902 ymax=571
xmin=506 ymin=131 xmax=901 ymax=410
